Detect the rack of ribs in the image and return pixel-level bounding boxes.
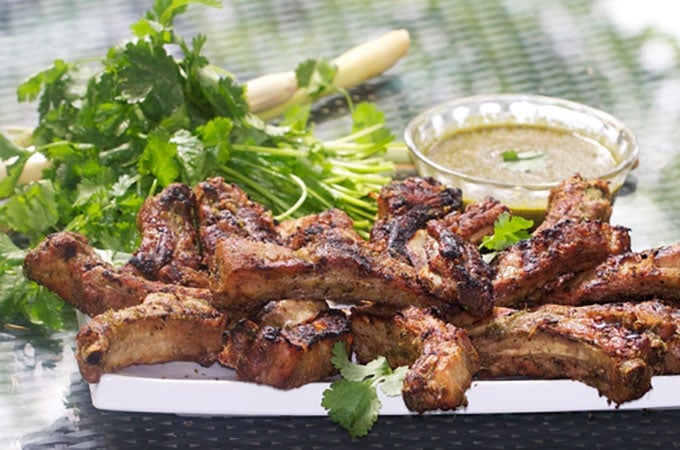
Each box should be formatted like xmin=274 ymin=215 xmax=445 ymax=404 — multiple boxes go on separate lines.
xmin=20 ymin=174 xmax=680 ymax=412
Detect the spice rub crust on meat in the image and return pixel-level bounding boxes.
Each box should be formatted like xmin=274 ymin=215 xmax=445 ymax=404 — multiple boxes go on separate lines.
xmin=21 ymin=174 xmax=680 ymax=412
xmin=492 ymin=219 xmax=631 ymax=308
xmin=124 ymin=182 xmax=208 ymax=288
xmin=466 ymin=302 xmax=673 ymax=404
xmin=218 ymin=299 xmax=352 ymax=389
xmin=23 ymin=231 xmax=213 ymax=317
xmin=25 ymin=177 xmax=495 ymax=318
xmin=350 ymin=305 xmax=480 ymax=413
xmin=76 ymin=292 xmax=227 ymax=383
xmin=545 ymin=243 xmax=680 ymax=307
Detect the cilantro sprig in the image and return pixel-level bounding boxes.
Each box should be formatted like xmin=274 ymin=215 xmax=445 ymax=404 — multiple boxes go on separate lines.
xmin=479 ymin=212 xmax=534 ymax=261
xmin=500 ymin=149 xmax=548 ymax=173
xmin=0 ymin=0 xmax=397 ymax=329
xmin=501 ymin=149 xmax=546 ymax=162
xmin=322 ymin=342 xmax=407 ymax=439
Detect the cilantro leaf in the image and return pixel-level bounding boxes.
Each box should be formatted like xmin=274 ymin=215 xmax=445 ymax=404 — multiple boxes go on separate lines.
xmin=501 ymin=149 xmax=546 ymax=162
xmin=322 ymin=379 xmax=380 ymax=439
xmin=501 ymin=149 xmax=519 ymax=161
xmin=351 ymin=102 xmax=393 ymax=147
xmin=0 ymin=235 xmax=72 ymax=329
xmin=137 ymin=129 xmax=181 ymax=186
xmin=322 ymin=342 xmax=407 ymax=438
xmin=0 ymin=132 xmax=32 ymax=197
xmin=2 ymin=181 xmax=60 ymax=239
xmin=501 ymin=150 xmax=548 ymax=173
xmin=479 ymin=212 xmax=534 ymax=252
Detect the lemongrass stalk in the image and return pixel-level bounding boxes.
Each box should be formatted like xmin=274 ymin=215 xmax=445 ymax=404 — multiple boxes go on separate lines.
xmin=249 ymin=29 xmax=411 ymax=120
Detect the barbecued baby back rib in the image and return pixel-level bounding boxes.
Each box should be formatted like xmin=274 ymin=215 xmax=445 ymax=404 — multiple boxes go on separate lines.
xmin=492 ymin=220 xmax=631 ymax=307
xmin=208 ymin=214 xmax=442 ymax=312
xmin=219 ymin=303 xmax=351 ymax=389
xmin=76 ymin=293 xmax=227 ymax=383
xmin=545 ymin=243 xmax=680 ymax=307
xmin=350 ymin=305 xmax=479 ymax=413
xmin=467 ymin=304 xmax=667 ymax=404
xmin=24 ymin=231 xmax=213 ymax=317
xmin=194 ymin=177 xmax=280 ymax=265
xmin=535 ymin=174 xmax=613 ymax=233
xmin=370 ymin=177 xmax=462 ymax=259
xmin=125 ymin=183 xmax=207 ymax=287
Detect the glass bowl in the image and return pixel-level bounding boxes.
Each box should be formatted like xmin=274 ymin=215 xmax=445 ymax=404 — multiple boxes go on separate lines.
xmin=404 ymin=94 xmax=639 ymax=222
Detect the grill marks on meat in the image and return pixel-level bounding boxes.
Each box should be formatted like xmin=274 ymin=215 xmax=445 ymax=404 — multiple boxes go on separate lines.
xmin=23 ymin=232 xmax=110 ymax=315
xmin=23 ymin=232 xmax=213 ymax=317
xmin=535 ymin=174 xmax=613 ymax=233
xmin=194 ymin=177 xmax=280 ymax=266
xmin=76 ymin=293 xmax=227 ymax=383
xmin=125 ymin=183 xmax=208 ymax=287
xmin=405 ymin=222 xmax=494 ymax=316
xmin=350 ymin=305 xmax=479 ymax=413
xmin=467 ymin=303 xmax=671 ymax=404
xmin=218 ymin=300 xmax=351 ymax=389
xmin=26 ymin=177 xmax=494 ymax=317
xmin=574 ymin=300 xmax=680 ymax=374
xmin=209 ymin=205 xmax=493 ymax=316
xmin=370 ymin=177 xmax=462 ymax=258
xmin=402 ymin=310 xmax=479 ymax=413
xmin=492 ymin=220 xmax=631 ymax=307
xmin=23 ymin=174 xmax=680 ymax=409
xmin=546 ymin=243 xmax=680 ymax=307
xmin=209 ymin=209 xmax=443 ymax=312
xmin=436 ymin=197 xmax=509 ymax=245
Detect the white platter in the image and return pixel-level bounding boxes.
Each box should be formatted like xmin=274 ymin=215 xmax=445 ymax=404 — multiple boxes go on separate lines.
xmin=88 ymin=361 xmax=680 ymax=416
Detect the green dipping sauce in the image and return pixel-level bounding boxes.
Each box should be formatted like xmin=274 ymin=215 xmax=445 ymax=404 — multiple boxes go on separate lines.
xmin=426 ymin=124 xmax=619 ymax=185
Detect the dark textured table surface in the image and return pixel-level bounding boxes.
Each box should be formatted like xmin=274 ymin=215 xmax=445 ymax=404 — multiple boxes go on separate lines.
xmin=2 ymin=0 xmax=680 ymax=448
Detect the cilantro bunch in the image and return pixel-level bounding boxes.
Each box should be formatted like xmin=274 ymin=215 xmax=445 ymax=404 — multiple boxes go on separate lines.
xmin=0 ymin=0 xmax=396 ymax=329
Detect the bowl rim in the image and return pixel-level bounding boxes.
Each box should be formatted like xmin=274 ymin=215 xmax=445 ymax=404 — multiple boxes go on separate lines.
xmin=403 ymin=93 xmax=639 ymax=190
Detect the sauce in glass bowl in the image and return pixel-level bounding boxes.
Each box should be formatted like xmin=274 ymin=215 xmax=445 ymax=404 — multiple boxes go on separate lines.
xmin=427 ymin=124 xmax=618 ymax=185
xmin=404 ymin=94 xmax=639 ymax=223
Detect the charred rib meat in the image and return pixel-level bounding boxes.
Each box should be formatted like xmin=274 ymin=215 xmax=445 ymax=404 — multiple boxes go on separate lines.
xmin=370 ymin=176 xmax=462 ymax=258
xmin=124 ymin=183 xmax=208 ymax=287
xmin=209 ymin=205 xmax=493 ymax=316
xmin=535 ymin=174 xmax=613 ymax=232
xmin=218 ymin=300 xmax=351 ymax=389
xmin=436 ymin=197 xmax=509 ymax=245
xmin=24 ymin=231 xmax=212 ymax=317
xmin=76 ymin=292 xmax=227 ymax=383
xmin=467 ymin=303 xmax=669 ymax=404
xmin=194 ymin=177 xmax=280 ymax=266
xmin=350 ymin=305 xmax=479 ymax=413
xmin=492 ymin=219 xmax=631 ymax=307
xmin=546 ymin=244 xmax=680 ymax=307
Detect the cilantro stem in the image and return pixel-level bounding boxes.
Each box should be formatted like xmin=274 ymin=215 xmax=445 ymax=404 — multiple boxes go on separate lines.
xmin=231 ymin=143 xmax=306 ymax=158
xmin=329 ymin=159 xmax=394 ymax=174
xmin=36 ymin=141 xmax=96 ymax=152
xmin=327 ymin=184 xmax=378 ymax=210
xmin=324 ymin=123 xmax=384 ymax=145
xmin=274 ymin=173 xmax=308 ymax=221
xmin=218 ymin=163 xmax=290 ymax=212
